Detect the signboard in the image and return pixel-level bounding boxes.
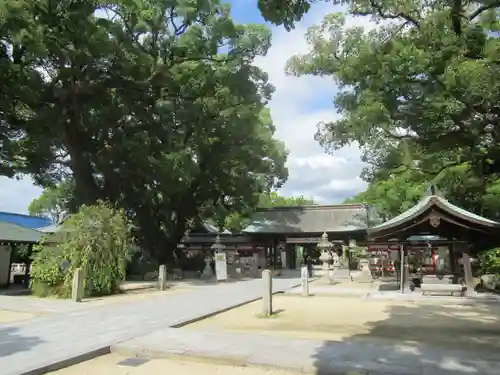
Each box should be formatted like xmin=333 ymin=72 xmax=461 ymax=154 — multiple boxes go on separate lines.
xmin=215 ymin=252 xmax=228 ymax=281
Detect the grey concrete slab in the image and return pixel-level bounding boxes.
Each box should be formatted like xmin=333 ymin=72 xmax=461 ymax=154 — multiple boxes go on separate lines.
xmin=0 ymin=295 xmax=79 ymax=314
xmin=112 ymin=328 xmax=500 ymax=375
xmin=367 ymin=290 xmax=500 ymax=304
xmin=0 ymin=277 xmax=299 ymax=375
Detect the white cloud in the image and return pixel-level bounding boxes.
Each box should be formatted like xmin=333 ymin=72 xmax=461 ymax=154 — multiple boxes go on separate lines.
xmin=256 ymin=3 xmax=375 ymax=203
xmin=0 ymin=176 xmax=42 ymax=214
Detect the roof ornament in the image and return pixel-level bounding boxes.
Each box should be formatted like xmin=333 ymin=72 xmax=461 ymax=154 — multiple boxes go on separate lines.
xmin=424 ymin=183 xmax=444 ymax=198
xmin=429 ymin=214 xmax=441 ymax=228
xmin=56 ymin=210 xmax=70 ymax=225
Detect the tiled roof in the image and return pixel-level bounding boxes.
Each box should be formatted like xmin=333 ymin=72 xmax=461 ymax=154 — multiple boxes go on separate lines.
xmin=369 ymin=195 xmax=500 ymax=233
xmin=0 ymin=221 xmax=44 ymax=243
xmin=243 ymin=204 xmax=375 ymax=234
xmin=0 ymin=212 xmax=51 ymax=229
xmin=37 ymin=223 xmax=61 ymax=233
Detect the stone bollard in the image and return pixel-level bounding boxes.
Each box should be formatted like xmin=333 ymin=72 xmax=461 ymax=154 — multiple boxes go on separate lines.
xmin=71 ymin=268 xmax=84 ymax=302
xmin=301 ymin=266 xmax=309 ymax=297
xmin=158 ymin=264 xmax=167 ymax=291
xmin=328 ymin=267 xmax=338 ymax=284
xmin=262 ymin=269 xmax=273 ymax=316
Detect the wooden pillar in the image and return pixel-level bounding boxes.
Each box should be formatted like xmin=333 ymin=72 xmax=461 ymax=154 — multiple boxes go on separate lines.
xmin=273 ymin=239 xmax=279 ymax=269
xmin=449 ymin=243 xmax=456 ymax=276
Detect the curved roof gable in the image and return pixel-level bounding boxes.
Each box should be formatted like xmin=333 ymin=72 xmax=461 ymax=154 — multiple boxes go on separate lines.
xmin=369 ymin=195 xmax=500 ymax=234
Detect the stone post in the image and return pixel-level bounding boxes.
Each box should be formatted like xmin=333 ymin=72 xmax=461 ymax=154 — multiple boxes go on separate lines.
xmin=462 ymin=252 xmax=476 ymax=296
xmin=158 ymin=264 xmax=167 ymax=291
xmin=328 ymin=252 xmax=340 ymax=284
xmin=262 ymin=269 xmax=272 ymax=316
xmin=71 ymin=268 xmax=84 ymax=302
xmin=301 ymin=266 xmax=309 ymax=297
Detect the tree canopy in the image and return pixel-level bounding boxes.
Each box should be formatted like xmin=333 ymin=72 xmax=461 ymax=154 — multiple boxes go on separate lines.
xmin=28 ymin=180 xmax=75 ymax=223
xmin=222 ymin=191 xmax=315 ymax=232
xmin=285 ymin=0 xmax=500 ymax=221
xmin=2 ymin=0 xmax=288 ymax=264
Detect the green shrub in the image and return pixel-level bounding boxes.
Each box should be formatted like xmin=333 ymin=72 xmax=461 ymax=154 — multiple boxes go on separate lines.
xmin=30 ymin=201 xmax=133 ymax=298
xmin=478 ymin=248 xmax=500 ymax=275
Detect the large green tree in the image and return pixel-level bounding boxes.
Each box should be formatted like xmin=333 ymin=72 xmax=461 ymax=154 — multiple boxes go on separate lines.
xmin=287 ymin=1 xmax=500 ymax=173
xmin=279 ymin=0 xmax=500 ymax=220
xmin=1 ymin=0 xmax=287 ymax=264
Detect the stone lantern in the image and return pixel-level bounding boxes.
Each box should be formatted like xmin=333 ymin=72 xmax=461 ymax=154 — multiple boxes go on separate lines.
xmin=211 ymin=235 xmax=225 ymax=254
xmin=200 ymin=236 xmax=223 ymax=280
xmin=317 ymin=232 xmax=333 ymax=271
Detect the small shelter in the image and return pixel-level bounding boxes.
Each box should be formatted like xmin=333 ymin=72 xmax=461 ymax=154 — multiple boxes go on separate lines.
xmin=0 ymin=221 xmax=45 ymax=287
xmin=243 ymin=204 xmax=379 ymax=269
xmin=367 ymin=192 xmax=500 ymax=293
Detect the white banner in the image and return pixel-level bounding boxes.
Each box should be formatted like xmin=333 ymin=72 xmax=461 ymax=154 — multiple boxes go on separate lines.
xmin=215 ymin=252 xmax=228 ymax=281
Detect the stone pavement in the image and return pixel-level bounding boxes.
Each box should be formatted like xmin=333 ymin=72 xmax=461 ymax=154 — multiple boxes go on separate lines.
xmin=366 ymin=290 xmax=500 ymax=304
xmin=286 ymin=284 xmax=500 ymax=304
xmin=0 ymin=296 xmax=81 ymax=315
xmin=0 ymin=278 xmax=300 ymax=375
xmin=112 ymin=328 xmax=500 ymax=375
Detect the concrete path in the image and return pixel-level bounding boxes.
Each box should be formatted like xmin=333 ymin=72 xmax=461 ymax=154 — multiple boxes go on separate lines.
xmin=287 ymin=285 xmax=500 ymax=304
xmin=0 ymin=296 xmax=81 ymax=315
xmin=112 ymin=328 xmax=500 ymax=375
xmin=0 ymin=278 xmax=300 ymax=375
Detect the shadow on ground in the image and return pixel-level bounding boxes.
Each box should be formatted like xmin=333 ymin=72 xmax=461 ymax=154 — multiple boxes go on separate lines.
xmin=312 ymin=301 xmax=500 ymax=374
xmin=0 ymin=326 xmax=44 ymax=358
xmin=378 ymin=282 xmax=399 ymax=292
xmin=0 ymin=286 xmax=31 ymax=296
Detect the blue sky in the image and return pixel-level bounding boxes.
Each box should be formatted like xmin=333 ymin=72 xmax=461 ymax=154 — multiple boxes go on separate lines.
xmin=0 ymin=1 xmax=368 ymax=214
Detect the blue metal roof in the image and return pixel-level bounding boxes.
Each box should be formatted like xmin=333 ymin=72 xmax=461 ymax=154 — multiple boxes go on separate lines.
xmin=0 ymin=211 xmax=51 ymax=229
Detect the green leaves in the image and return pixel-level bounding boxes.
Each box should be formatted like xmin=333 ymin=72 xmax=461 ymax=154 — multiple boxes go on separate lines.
xmin=28 ymin=180 xmax=75 ymax=223
xmin=257 ymin=0 xmax=313 ymax=31
xmin=284 ymin=0 xmax=500 ymax=221
xmin=216 ymin=191 xmax=315 ymax=233
xmin=30 ymin=201 xmax=133 ymax=298
xmin=3 ymin=0 xmax=287 ymax=264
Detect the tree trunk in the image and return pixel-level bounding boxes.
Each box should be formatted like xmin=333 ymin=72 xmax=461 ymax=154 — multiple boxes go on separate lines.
xmin=62 ymin=125 xmax=101 ymax=206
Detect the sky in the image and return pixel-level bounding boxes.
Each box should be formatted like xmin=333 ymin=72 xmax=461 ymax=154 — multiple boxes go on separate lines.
xmin=0 ymin=0 xmax=369 ymax=214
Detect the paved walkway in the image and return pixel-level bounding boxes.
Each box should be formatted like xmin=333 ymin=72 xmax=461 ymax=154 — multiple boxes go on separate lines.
xmin=0 ymin=296 xmax=81 ymax=314
xmin=112 ymin=328 xmax=500 ymax=375
xmin=0 ymin=278 xmax=300 ymax=375
xmin=287 ymin=285 xmax=500 ymax=304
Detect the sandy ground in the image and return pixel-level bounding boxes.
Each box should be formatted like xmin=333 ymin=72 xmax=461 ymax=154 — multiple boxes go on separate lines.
xmin=46 ymin=353 xmax=302 ymax=375
xmin=186 ymin=294 xmax=500 ymax=353
xmin=0 ymin=310 xmax=38 ymax=323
